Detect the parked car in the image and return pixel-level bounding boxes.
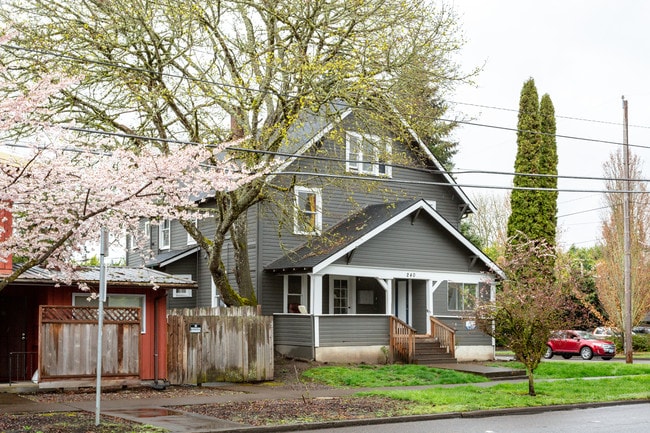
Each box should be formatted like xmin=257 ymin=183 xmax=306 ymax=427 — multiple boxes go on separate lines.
xmin=544 ymin=330 xmax=616 ymax=360
xmin=593 ymin=326 xmax=621 ymax=337
xmin=632 ymin=326 xmax=650 ymax=334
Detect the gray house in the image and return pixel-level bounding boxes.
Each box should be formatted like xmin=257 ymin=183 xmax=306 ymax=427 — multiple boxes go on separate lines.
xmin=126 ymin=107 xmax=503 ymax=364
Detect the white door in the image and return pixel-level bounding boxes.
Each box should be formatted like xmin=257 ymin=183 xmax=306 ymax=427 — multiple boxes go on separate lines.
xmin=395 ymin=279 xmax=411 ymax=325
xmin=330 ymin=277 xmax=354 ymax=314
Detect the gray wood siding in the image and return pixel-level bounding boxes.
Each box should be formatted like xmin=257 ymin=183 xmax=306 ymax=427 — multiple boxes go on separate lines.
xmin=436 ymin=317 xmax=492 ymax=346
xmin=318 ymin=315 xmax=389 ymax=347
xmin=273 ymin=315 xmax=314 ymax=346
xmin=335 ymin=213 xmax=481 ymax=273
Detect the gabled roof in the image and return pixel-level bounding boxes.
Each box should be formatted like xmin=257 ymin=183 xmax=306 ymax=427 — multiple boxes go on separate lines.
xmin=9 ymin=264 xmax=197 ymax=288
xmin=145 ymin=245 xmax=200 ymax=268
xmin=265 ymin=199 xmax=503 ymax=278
xmin=270 ymin=102 xmax=476 ymax=213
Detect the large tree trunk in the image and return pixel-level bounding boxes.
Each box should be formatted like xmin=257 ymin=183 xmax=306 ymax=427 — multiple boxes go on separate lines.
xmin=230 ymin=212 xmax=256 ymax=304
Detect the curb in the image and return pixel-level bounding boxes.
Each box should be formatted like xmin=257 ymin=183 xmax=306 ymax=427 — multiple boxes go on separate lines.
xmin=209 ymin=399 xmax=650 ymax=433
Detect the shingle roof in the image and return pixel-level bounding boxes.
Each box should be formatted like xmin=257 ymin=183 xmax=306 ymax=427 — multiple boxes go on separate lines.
xmin=265 ymin=200 xmax=420 ymax=272
xmin=10 ymin=264 xmax=196 ymax=288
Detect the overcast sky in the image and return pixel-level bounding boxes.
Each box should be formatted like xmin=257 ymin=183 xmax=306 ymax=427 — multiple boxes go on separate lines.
xmin=449 ymin=0 xmax=650 ymax=249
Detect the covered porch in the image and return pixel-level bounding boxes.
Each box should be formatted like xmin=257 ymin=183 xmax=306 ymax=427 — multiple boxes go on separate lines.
xmin=273 ymin=312 xmax=456 ymax=364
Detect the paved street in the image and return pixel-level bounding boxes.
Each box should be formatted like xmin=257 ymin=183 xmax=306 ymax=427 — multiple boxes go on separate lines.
xmin=296 ymin=403 xmax=650 ymax=433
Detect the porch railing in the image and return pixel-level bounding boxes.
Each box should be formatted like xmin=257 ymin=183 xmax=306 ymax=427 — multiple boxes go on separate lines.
xmin=389 ymin=316 xmax=416 ymax=363
xmin=429 ymin=316 xmax=456 ymax=358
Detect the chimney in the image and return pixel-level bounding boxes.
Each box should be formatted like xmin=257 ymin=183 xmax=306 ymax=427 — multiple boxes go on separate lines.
xmin=0 ymin=206 xmax=12 ymax=275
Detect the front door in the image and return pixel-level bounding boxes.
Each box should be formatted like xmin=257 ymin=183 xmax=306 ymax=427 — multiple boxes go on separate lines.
xmin=0 ymin=295 xmax=29 ymax=382
xmin=330 ymin=277 xmax=354 ymax=314
xmin=395 ymin=279 xmax=411 ymax=325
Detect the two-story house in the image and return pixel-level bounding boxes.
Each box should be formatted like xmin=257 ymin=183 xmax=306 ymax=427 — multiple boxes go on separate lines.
xmin=127 ymin=106 xmax=503 ymax=364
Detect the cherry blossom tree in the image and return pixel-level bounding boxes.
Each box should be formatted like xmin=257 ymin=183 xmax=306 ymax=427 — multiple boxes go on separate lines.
xmin=1 ymin=0 xmax=470 ymax=305
xmin=0 ymin=34 xmax=258 ymax=291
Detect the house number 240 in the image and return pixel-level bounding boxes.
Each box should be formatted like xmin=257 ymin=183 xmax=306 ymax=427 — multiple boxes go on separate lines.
xmin=405 ymin=272 xmax=416 ymax=278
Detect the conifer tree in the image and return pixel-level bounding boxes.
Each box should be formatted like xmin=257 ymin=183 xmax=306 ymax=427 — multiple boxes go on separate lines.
xmin=507 ymin=79 xmax=558 ymax=247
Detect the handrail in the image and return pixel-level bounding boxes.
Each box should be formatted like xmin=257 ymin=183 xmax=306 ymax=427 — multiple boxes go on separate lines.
xmin=389 ymin=316 xmax=416 ymax=363
xmin=429 ymin=316 xmax=456 ymax=359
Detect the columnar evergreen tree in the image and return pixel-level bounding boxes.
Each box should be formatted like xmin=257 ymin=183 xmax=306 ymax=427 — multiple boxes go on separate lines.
xmin=507 ymin=78 xmax=558 ymax=270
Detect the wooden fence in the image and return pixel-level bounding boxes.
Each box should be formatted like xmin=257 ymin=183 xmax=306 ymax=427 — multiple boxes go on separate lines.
xmin=39 ymin=306 xmax=140 ymax=387
xmin=167 ymin=306 xmax=274 ymax=384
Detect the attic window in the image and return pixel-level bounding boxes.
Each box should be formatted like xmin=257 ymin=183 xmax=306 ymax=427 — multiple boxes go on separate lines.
xmin=294 ymin=186 xmax=322 ymax=235
xmin=346 ymin=132 xmax=392 ymax=177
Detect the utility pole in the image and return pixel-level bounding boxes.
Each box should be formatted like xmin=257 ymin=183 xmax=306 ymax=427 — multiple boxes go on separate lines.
xmin=622 ymin=96 xmax=633 ymax=364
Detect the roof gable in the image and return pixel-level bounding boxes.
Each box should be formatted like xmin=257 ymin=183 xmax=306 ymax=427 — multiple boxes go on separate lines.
xmin=265 ymin=199 xmax=503 ymax=278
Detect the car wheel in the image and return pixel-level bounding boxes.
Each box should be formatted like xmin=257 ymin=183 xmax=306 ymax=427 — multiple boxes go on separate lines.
xmin=602 ymin=357 xmax=613 ymax=360
xmin=543 ymin=346 xmax=553 ymax=359
xmin=580 ymin=346 xmax=593 ymax=360
xmin=561 ymin=354 xmax=572 ymax=359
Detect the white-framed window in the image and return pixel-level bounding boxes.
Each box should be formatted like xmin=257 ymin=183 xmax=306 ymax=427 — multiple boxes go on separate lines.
xmin=294 ymin=186 xmax=322 ymax=235
xmin=285 ymin=275 xmax=308 ymax=313
xmin=127 ymin=220 xmax=151 ymax=251
xmin=329 ymin=277 xmax=355 ymax=314
xmin=346 ymin=131 xmax=392 ymax=177
xmin=186 ymin=219 xmax=198 ymax=245
xmin=72 ymin=293 xmax=146 ymax=333
xmin=211 ymin=279 xmax=226 ymax=308
xmin=447 ymin=282 xmax=479 ymax=311
xmin=172 ymin=274 xmax=193 ymax=298
xmin=159 ymin=219 xmax=171 ymax=250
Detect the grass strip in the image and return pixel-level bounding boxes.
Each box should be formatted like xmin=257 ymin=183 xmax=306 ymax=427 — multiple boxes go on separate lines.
xmin=357 ymin=375 xmax=650 ymax=414
xmin=302 ymin=364 xmax=489 ymax=387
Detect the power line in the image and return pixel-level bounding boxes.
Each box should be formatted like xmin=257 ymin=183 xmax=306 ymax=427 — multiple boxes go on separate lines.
xmin=5 ymin=124 xmax=650 ymax=187
xmin=450 ymin=100 xmax=650 ymax=130
xmin=2 ymin=42 xmax=649 ymax=152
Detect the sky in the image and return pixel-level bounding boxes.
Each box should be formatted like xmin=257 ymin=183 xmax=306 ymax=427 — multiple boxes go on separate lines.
xmin=449 ymin=0 xmax=650 ymax=249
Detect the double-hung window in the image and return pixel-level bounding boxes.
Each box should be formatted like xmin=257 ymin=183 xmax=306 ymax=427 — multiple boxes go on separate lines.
xmin=186 ymin=218 xmax=198 ymax=245
xmin=294 ymin=186 xmax=322 ymax=235
xmin=346 ymin=131 xmax=392 ymax=177
xmin=159 ymin=219 xmax=171 ymax=250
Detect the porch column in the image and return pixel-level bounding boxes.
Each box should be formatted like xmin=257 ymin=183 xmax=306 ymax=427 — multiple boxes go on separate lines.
xmin=427 ymin=280 xmax=444 ymax=334
xmin=310 ymin=274 xmax=323 ymax=315
xmin=310 ymin=274 xmax=323 ymax=349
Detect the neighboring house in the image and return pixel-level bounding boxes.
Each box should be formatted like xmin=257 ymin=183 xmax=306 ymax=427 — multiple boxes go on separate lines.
xmin=127 ymin=107 xmax=503 ymax=363
xmin=0 ymin=263 xmax=196 ymax=386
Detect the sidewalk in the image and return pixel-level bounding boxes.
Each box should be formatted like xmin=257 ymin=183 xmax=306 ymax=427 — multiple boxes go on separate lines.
xmin=1 ymin=362 xmax=647 ymax=433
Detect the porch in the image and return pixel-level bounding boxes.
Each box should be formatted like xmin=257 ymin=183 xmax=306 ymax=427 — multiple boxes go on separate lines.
xmin=273 ymin=313 xmax=457 ymax=365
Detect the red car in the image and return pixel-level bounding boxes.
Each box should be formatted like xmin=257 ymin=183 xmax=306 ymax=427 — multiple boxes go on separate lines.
xmin=544 ymin=330 xmax=616 ymax=360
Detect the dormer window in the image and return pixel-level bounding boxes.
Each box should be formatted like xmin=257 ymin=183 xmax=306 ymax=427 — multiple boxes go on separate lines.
xmin=346 ymin=131 xmax=392 ymax=177
xmin=294 ymin=186 xmax=322 ymax=235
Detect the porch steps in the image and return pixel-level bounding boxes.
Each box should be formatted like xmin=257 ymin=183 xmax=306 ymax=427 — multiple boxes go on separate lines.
xmin=412 ymin=336 xmax=457 ymax=365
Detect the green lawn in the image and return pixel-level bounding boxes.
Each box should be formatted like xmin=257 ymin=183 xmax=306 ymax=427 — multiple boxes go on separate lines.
xmin=359 ymin=376 xmax=650 ymax=414
xmin=302 ymin=364 xmax=488 ymax=387
xmin=302 ymin=361 xmax=650 ymax=415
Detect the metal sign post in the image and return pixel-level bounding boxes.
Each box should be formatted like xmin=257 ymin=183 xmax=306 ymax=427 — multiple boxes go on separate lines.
xmin=95 ymin=227 xmax=108 ymax=426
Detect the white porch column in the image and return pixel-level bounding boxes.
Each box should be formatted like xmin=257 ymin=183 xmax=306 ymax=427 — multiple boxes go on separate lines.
xmin=310 ymin=274 xmax=323 ymax=315
xmin=427 ymin=280 xmax=444 ymax=334
xmin=310 ymin=274 xmax=323 ymax=349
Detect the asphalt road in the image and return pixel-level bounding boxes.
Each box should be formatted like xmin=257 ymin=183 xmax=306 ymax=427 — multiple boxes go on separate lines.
xmin=296 ymin=403 xmax=650 ymax=433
